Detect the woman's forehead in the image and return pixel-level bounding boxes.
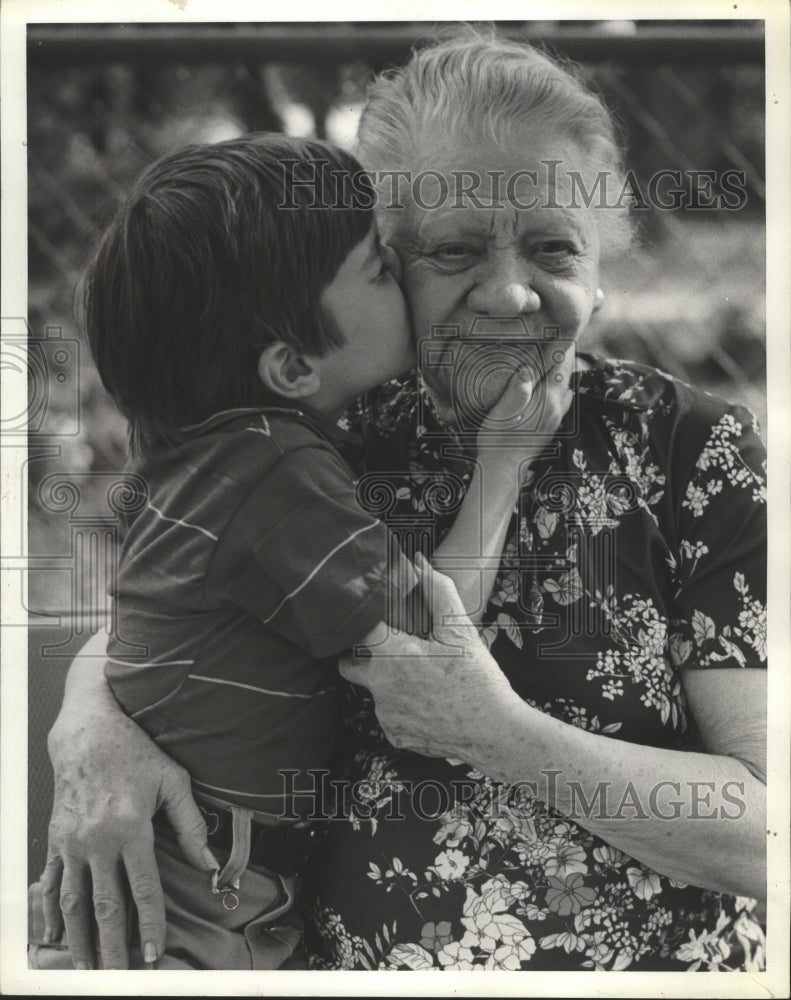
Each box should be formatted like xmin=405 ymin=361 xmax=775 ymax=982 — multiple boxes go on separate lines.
xmin=407 ymin=129 xmax=588 ymax=184
xmin=410 ymin=120 xmax=563 ymax=159
xmin=395 ymin=197 xmax=597 ymax=248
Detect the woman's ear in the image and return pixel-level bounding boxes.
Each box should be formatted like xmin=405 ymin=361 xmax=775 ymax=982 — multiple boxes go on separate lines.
xmin=257 ymin=343 xmax=321 ymax=399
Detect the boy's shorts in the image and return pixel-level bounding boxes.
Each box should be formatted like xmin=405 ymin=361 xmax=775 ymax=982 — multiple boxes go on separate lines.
xmin=29 ymin=808 xmax=307 ymax=970
xmin=137 ymin=822 xmax=305 ymax=969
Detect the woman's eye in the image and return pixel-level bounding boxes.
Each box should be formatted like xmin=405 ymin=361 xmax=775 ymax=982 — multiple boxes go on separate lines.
xmin=534 ymin=241 xmax=578 ymax=258
xmin=426 ymin=243 xmax=480 ymax=270
xmin=434 ymin=243 xmax=474 ymax=259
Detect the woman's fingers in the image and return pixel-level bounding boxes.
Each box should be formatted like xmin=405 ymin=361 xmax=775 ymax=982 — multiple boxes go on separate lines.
xmin=413 ymin=553 xmax=477 ymax=646
xmin=337 ymin=654 xmax=371 ymax=688
xmin=58 ymin=859 xmax=95 ymax=969
xmin=39 ymin=848 xmax=65 ymax=944
xmin=28 ymin=880 xmax=48 ymax=944
xmin=158 ymin=760 xmax=219 ymax=873
xmin=121 ymin=839 xmax=167 ymax=965
xmin=413 ymin=552 xmax=464 ymax=613
xmin=90 ymin=860 xmax=129 ymax=970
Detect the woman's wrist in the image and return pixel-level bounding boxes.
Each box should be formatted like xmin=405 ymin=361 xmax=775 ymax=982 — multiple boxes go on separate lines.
xmin=49 ymin=650 xmax=125 ymax=759
xmin=447 ymin=684 xmax=538 ymax=781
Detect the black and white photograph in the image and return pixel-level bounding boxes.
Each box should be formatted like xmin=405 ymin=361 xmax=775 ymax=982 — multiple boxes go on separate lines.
xmin=1 ymin=1 xmax=789 ymax=995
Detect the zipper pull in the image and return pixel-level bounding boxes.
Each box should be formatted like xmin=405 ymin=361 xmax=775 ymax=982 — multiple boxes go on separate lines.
xmin=211 ymin=868 xmax=241 ymax=911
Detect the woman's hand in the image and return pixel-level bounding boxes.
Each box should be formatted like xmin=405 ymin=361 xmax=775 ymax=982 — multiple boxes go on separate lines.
xmin=341 ymin=556 xmax=524 ymax=764
xmin=342 ymin=560 xmax=766 ymax=900
xmin=38 ymin=635 xmax=216 ymax=969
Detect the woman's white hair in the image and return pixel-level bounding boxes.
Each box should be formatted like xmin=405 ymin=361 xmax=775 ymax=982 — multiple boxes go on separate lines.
xmin=357 ymin=29 xmax=634 ymax=254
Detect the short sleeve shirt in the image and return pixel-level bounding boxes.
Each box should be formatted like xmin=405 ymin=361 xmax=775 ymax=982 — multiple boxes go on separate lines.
xmin=106 ymin=405 xmax=416 ymax=815
xmin=304 ymin=358 xmax=767 ymax=971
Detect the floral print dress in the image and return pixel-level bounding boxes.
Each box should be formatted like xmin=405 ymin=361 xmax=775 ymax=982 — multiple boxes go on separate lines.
xmin=303 ymin=358 xmax=767 ymax=972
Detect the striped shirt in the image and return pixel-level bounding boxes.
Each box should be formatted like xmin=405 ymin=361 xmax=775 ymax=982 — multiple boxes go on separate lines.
xmin=106 ymin=405 xmax=416 ymax=817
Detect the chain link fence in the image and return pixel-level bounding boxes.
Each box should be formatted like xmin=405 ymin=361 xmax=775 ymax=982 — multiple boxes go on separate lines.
xmin=22 ymin=21 xmax=766 ymax=881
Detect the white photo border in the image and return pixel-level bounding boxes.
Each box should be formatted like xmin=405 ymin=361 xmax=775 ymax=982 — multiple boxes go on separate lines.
xmin=2 ymin=1 xmax=788 ymax=995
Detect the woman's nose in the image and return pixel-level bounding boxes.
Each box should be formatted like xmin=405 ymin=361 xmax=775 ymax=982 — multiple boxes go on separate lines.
xmin=467 ymin=256 xmax=540 ymax=316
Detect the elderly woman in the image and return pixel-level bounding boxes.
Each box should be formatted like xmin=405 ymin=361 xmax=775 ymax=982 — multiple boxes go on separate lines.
xmin=38 ymin=36 xmax=766 ymax=972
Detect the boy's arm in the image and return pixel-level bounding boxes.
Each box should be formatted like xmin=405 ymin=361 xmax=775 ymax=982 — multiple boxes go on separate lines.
xmin=430 ymin=459 xmax=520 ymax=624
xmin=431 ymin=361 xmax=576 ymax=624
xmin=431 ymin=366 xmax=568 ymax=624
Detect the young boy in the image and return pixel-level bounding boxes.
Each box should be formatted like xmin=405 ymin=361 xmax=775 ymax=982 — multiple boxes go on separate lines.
xmin=83 ymin=133 xmax=530 ymax=969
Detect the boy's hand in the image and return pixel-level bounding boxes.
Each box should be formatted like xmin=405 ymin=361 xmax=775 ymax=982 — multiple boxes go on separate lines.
xmin=476 ymin=352 xmax=575 ymax=463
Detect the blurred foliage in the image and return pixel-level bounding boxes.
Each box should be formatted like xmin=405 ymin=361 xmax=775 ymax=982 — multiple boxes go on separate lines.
xmin=26 ymin=24 xmax=765 ymax=613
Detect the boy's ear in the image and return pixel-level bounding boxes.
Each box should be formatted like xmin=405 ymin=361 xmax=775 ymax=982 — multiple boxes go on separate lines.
xmin=257 ymin=343 xmax=321 ymax=399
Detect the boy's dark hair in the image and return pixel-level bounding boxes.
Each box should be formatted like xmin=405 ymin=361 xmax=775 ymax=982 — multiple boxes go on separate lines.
xmin=83 ymin=133 xmax=375 ymax=454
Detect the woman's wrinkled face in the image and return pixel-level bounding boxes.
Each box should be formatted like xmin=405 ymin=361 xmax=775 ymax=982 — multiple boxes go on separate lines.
xmin=388 ymin=136 xmax=601 ymax=425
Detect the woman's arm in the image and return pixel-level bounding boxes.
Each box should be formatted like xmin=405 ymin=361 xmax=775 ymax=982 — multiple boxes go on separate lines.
xmin=446 ymin=666 xmax=765 ymax=899
xmin=344 ymin=559 xmax=767 ymax=899
xmin=41 ymin=632 xmax=216 ymax=969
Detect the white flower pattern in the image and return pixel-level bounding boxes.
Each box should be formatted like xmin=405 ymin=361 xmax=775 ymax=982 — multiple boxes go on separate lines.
xmin=305 ymin=359 xmax=767 ymax=972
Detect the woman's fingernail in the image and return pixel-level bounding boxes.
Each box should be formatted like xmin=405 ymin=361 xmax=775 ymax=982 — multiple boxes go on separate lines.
xmin=42 ymin=929 xmax=53 ymax=945
xmin=143 ymin=941 xmax=158 ymax=964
